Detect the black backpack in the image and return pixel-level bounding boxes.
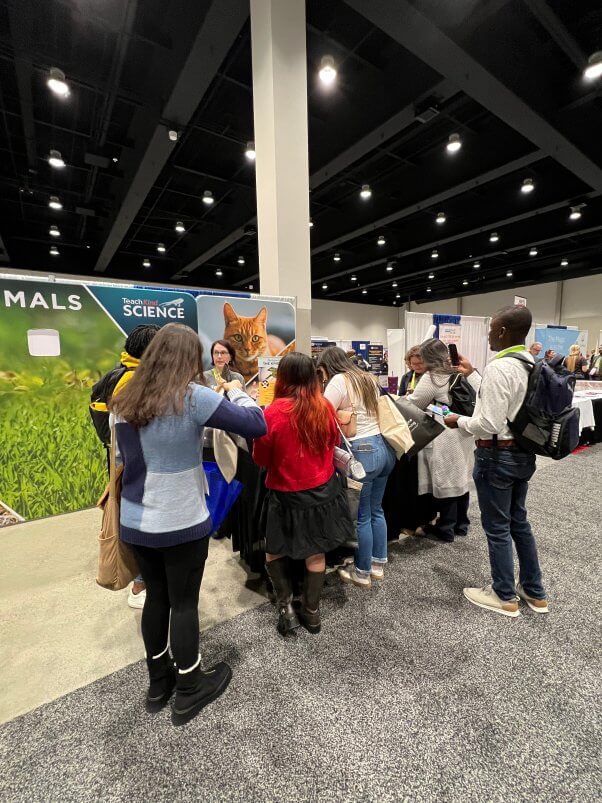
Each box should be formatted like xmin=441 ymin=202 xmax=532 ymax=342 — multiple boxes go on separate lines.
xmin=503 ymin=353 xmax=579 ymax=460
xmin=89 ymin=365 xmax=132 ymax=446
xmin=448 ymin=373 xmax=477 ymax=416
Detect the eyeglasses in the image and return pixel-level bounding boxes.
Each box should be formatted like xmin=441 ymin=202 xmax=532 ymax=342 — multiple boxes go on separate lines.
xmin=213 ymin=350 xmax=230 ymax=357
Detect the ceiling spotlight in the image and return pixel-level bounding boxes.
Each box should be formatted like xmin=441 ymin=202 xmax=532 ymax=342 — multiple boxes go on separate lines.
xmin=569 ymin=205 xmax=582 ymax=220
xmin=142 ymin=259 xmax=151 ymax=268
xmin=47 ymin=67 xmax=70 ymax=97
xmin=112 ymin=156 xmax=119 ymax=163
xmin=506 ymin=270 xmax=513 ymax=277
xmin=489 ymin=232 xmax=499 ymax=243
xmin=333 ymin=252 xmax=341 ymax=262
xmin=157 ymin=242 xmax=166 ymax=253
xmin=168 ymin=129 xmax=179 ymax=142
xmin=85 ymin=245 xmax=90 ymax=249
xmin=360 ymin=184 xmax=372 ymax=200
xmin=49 ymin=225 xmax=60 ymax=237
xmin=237 ymin=256 xmax=245 ymax=265
xmin=377 ymin=234 xmax=386 ymax=246
xmin=561 ymin=258 xmax=568 ymax=267
xmin=428 ymin=272 xmax=435 ymax=280
xmin=361 ymin=289 xmax=367 ymax=295
xmin=351 ymin=275 xmax=357 ymax=282
xmin=386 ymin=263 xmax=394 ymax=272
xmin=175 ymin=221 xmax=185 ymax=233
xmin=462 ymin=279 xmax=469 ymax=286
xmin=245 ymin=141 xmax=256 ymax=161
xmin=49 ymin=246 xmax=59 ymax=256
xmin=391 ymin=282 xmax=398 ymax=289
xmin=427 ymin=287 xmax=432 ymax=293
xmin=322 ymin=284 xmax=328 ymax=290
xmin=319 ymin=55 xmax=337 ymax=86
xmin=446 ymin=133 xmax=462 ymax=153
xmin=431 ymin=249 xmax=439 ymax=259
xmin=396 ymin=293 xmax=401 ymax=299
xmin=436 ymin=212 xmax=446 ymax=224
xmin=473 ymin=261 xmax=481 ymax=269
xmin=309 ymin=219 xmax=314 ymax=228
xmin=521 ymin=178 xmax=535 ymax=194
xmin=529 ymin=247 xmax=538 ymax=256
xmin=215 ymin=269 xmax=223 ymax=277
xmin=202 ymin=190 xmax=214 ymax=205
xmin=48 ymin=195 xmax=62 ymax=210
xmin=584 ymin=51 xmax=602 ymax=81
xmin=48 ymin=149 xmax=65 ymax=168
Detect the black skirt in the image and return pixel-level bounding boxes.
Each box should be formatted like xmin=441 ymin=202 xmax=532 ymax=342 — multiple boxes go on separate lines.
xmin=261 ymin=472 xmax=355 ymax=560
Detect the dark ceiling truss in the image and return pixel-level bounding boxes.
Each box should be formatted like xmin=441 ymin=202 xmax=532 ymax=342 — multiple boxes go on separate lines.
xmin=521 ymin=0 xmax=586 ymax=71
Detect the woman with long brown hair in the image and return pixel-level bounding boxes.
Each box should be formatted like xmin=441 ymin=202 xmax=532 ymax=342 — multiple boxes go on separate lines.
xmin=317 ymin=347 xmax=395 ymax=588
xmin=110 ymin=323 xmax=266 ymax=720
xmin=253 ymin=352 xmax=354 ymax=636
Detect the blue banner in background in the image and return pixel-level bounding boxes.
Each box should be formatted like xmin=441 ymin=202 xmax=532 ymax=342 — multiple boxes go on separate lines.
xmin=86 ymin=285 xmax=198 ymax=335
xmin=535 ymin=326 xmax=579 ymax=358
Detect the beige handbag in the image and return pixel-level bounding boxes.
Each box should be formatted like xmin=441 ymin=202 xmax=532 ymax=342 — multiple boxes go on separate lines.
xmin=336 ymin=377 xmax=358 ymax=438
xmin=96 ymin=426 xmax=139 ymax=591
xmin=377 ymin=394 xmax=415 ymax=459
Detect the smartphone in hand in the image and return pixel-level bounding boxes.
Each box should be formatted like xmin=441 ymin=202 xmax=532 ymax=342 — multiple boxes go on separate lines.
xmin=448 ymin=343 xmax=460 ymax=366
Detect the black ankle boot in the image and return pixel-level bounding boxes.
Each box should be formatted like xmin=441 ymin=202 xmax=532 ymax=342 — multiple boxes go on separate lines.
xmin=146 ymin=652 xmax=176 ymax=709
xmin=298 ymin=569 xmax=326 ymax=634
xmin=173 ymin=660 xmax=232 ymax=719
xmin=265 ymin=558 xmax=300 ymax=636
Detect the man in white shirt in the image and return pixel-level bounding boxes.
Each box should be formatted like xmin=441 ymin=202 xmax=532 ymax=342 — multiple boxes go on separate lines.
xmin=444 ymin=305 xmax=549 ymax=618
xmin=529 ymin=341 xmax=542 ymax=360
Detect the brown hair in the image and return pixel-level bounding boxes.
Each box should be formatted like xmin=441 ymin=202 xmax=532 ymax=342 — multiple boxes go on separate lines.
xmin=110 ymin=323 xmax=205 ymax=428
xmin=316 ymin=346 xmax=379 ymax=415
xmin=405 ymin=345 xmax=421 ymax=368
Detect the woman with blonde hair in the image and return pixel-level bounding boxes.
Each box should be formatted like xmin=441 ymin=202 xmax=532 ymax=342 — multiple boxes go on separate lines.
xmin=563 ymin=344 xmax=586 ymax=374
xmin=317 ymin=347 xmax=395 ymax=588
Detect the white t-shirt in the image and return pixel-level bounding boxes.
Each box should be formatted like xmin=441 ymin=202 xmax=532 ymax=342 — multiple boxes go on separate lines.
xmin=324 ymin=373 xmax=380 ymax=440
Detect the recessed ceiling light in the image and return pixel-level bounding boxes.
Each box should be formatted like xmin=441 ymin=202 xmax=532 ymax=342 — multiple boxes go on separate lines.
xmin=175 ymin=221 xmax=185 ymax=233
xmin=473 ymin=261 xmax=481 ymax=269
xmin=351 ymin=275 xmax=357 ymax=282
xmin=237 ymin=256 xmax=245 ymax=265
xmin=47 ymin=67 xmax=70 ymax=97
xmin=322 ymin=283 xmax=328 ymax=290
xmin=392 ymin=282 xmax=398 ymax=287
xmin=48 ymin=195 xmax=62 ymax=210
xmin=112 ymin=156 xmax=119 ymax=164
xmin=168 ymin=130 xmax=179 ymax=142
xmin=333 ymin=252 xmax=341 ymax=262
xmin=560 ymin=258 xmax=568 ymax=267
xmin=506 ymin=270 xmax=513 ymax=277
xmin=427 ymin=287 xmax=432 ymax=293
xmin=362 ymin=289 xmax=367 ymax=294
xmin=215 ymin=269 xmax=223 ymax=277
xmin=569 ymin=205 xmax=582 ymax=220
xmin=319 ymin=55 xmax=337 ymax=86
xmin=521 ymin=178 xmax=535 ymax=194
xmin=245 ymin=141 xmax=256 ymax=161
xmin=360 ymin=184 xmax=372 ymax=200
xmin=157 ymin=242 xmax=166 ymax=253
xmin=49 ymin=225 xmax=60 ymax=237
xmin=489 ymin=232 xmax=499 ymax=243
xmin=436 ymin=212 xmax=446 ymax=224
xmin=428 ymin=272 xmax=435 ymax=280
xmin=49 ymin=246 xmax=59 ymax=256
xmin=529 ymin=247 xmax=538 ymax=256
xmin=202 ymin=190 xmax=214 ymax=205
xmin=431 ymin=249 xmax=439 ymax=259
xmin=584 ymin=51 xmax=602 ymax=81
xmin=377 ymin=234 xmax=386 ymax=246
xmin=48 ymin=149 xmax=65 ymax=168
xmin=446 ymin=133 xmax=462 ymax=153
xmin=143 ymin=259 xmax=151 ymax=268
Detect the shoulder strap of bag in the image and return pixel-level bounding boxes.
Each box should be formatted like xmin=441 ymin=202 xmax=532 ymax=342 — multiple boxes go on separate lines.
xmin=335 ymin=418 xmax=354 ymax=455
xmin=110 ymin=423 xmax=117 ymax=499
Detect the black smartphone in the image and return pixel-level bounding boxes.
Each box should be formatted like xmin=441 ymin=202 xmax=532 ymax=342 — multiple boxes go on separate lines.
xmin=448 ymin=343 xmax=460 ymax=366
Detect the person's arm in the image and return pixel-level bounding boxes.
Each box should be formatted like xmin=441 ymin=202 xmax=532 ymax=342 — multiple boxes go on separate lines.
xmin=455 ymin=363 xmax=513 ymax=438
xmin=406 ymin=372 xmax=437 ymax=410
xmin=323 ymin=374 xmax=346 ymax=412
xmin=191 ymin=384 xmax=267 ymax=439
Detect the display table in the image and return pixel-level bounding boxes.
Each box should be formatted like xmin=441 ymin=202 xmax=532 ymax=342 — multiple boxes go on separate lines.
xmin=573 ymin=389 xmax=602 ymax=444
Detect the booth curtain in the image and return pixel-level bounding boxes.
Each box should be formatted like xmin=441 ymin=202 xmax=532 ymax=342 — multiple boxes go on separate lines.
xmin=459 ymin=315 xmax=490 ymax=374
xmin=405 ymin=312 xmax=433 ymax=351
xmin=433 ymin=314 xmax=460 ymax=338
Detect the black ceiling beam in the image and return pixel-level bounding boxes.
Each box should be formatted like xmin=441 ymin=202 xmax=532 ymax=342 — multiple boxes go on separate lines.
xmin=94 ymin=0 xmax=249 ymax=273
xmin=522 ymin=0 xmax=586 ymax=70
xmin=7 ymin=0 xmax=36 ymax=171
xmin=0 ymin=233 xmax=10 ymax=263
xmin=344 ymin=0 xmax=602 ymax=192
xmin=311 ymin=150 xmax=544 ymax=257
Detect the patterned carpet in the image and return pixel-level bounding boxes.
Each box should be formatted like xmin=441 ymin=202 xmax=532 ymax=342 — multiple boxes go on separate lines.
xmin=1 ymin=446 xmax=600 ymax=802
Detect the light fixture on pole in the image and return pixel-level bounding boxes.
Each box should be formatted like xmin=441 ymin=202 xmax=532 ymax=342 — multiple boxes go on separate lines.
xmin=157 ymin=242 xmax=166 ymax=253
xmin=322 ymin=283 xmax=328 ymax=290
xmin=237 ymin=256 xmax=245 ymax=265
xmin=215 ymin=269 xmax=223 ymax=277
xmin=361 ymin=289 xmax=367 ymax=295
xmin=428 ymin=272 xmax=435 ymax=280
xmin=49 ymin=225 xmax=60 ymax=237
xmin=351 ymin=275 xmax=357 ymax=282
xmin=584 ymin=51 xmax=602 ymax=81
xmin=377 ymin=234 xmax=386 ymax=246
xmin=506 ymin=270 xmax=513 ymax=277
xmin=48 ymin=149 xmax=65 ymax=168
xmin=49 ymin=246 xmax=59 ymax=256
xmin=489 ymin=231 xmax=499 ymax=243
xmin=202 ymin=190 xmax=214 ymax=205
xmin=529 ymin=247 xmax=538 ymax=256
xmin=427 ymin=287 xmax=432 ymax=293
xmin=175 ymin=221 xmax=185 ymax=233
xmin=473 ymin=260 xmax=481 ymax=269
xmin=48 ymin=195 xmax=62 ymax=210
xmin=392 ymin=282 xmax=398 ymax=288
xmin=431 ymin=249 xmax=439 ymax=259
xmin=318 ymin=55 xmax=337 ymax=86
xmin=333 ymin=252 xmax=341 ymax=262
xmin=462 ymin=279 xmax=469 ymax=286
xmin=569 ymin=205 xmax=582 ymax=220
xmin=560 ymin=258 xmax=568 ymax=267
xmin=521 ymin=177 xmax=535 ymax=194
xmin=47 ymin=67 xmax=70 ymax=97
xmin=396 ymin=293 xmax=401 ymax=299
xmin=436 ymin=211 xmax=446 ymax=224
xmin=360 ymin=184 xmax=372 ymax=200
xmin=143 ymin=259 xmax=151 ymax=268
xmin=245 ymin=141 xmax=256 ymax=161
xmin=446 ymin=133 xmax=462 ymax=153
xmin=386 ymin=263 xmax=394 ymax=272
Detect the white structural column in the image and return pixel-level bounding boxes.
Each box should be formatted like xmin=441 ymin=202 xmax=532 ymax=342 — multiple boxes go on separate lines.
xmin=250 ymin=0 xmax=312 ymax=351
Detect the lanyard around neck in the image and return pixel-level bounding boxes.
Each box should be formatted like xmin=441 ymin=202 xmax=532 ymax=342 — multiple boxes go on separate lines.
xmin=495 ymin=345 xmax=525 ymax=360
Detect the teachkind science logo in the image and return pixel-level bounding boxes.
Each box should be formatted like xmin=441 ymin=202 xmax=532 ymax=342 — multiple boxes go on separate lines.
xmin=87 ymin=285 xmax=198 ymax=336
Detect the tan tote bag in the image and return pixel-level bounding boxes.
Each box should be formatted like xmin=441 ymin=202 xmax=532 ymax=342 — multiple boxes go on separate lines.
xmin=96 ymin=426 xmax=139 ymax=591
xmin=377 ymin=394 xmax=415 ymax=460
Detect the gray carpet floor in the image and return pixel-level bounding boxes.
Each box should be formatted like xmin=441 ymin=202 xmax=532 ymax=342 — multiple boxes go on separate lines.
xmin=1 ymin=446 xmax=601 ymax=802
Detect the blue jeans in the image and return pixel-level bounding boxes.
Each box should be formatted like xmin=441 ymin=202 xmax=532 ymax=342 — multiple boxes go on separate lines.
xmin=473 ymin=447 xmax=545 ymax=601
xmin=351 ymin=435 xmax=396 ymax=575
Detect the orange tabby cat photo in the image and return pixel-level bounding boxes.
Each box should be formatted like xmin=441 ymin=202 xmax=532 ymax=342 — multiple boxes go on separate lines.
xmin=223 ymin=302 xmax=293 ymax=383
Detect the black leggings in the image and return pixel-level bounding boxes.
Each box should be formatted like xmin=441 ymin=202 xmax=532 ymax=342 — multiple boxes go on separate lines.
xmin=131 ymin=538 xmax=209 ymax=670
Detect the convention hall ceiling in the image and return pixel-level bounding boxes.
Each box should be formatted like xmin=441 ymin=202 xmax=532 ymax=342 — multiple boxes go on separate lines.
xmin=0 ymin=0 xmax=601 ymax=306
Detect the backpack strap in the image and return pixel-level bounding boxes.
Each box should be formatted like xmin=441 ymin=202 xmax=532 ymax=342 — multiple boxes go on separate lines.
xmin=501 ymin=352 xmax=534 ymax=371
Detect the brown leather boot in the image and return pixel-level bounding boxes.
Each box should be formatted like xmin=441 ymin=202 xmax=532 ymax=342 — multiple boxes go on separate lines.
xmin=265 ymin=558 xmax=300 ymax=636
xmin=298 ymin=569 xmax=326 ymax=634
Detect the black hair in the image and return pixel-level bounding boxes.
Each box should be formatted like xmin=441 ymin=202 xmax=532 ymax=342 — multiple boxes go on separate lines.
xmin=494 ymin=305 xmax=533 ymax=340
xmin=124 ymin=325 xmax=160 ymax=359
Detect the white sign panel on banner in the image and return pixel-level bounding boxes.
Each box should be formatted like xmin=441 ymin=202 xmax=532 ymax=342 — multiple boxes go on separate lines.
xmin=514 ymin=296 xmax=527 ymax=307
xmin=438 ymin=323 xmax=462 ymax=346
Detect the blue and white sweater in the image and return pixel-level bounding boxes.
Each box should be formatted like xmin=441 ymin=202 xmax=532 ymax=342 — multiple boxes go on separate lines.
xmin=115 ymin=385 xmax=266 ymax=547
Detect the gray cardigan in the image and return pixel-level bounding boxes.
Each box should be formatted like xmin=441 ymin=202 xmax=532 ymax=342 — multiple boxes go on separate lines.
xmin=203 ymin=368 xmax=245 ymax=390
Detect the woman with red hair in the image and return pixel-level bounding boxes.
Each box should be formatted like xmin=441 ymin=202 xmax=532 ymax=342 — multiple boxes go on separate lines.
xmin=253 ymin=352 xmax=354 ymax=636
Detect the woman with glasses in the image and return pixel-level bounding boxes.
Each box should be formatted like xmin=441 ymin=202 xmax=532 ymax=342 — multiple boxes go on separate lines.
xmin=204 ymin=340 xmax=245 ymax=392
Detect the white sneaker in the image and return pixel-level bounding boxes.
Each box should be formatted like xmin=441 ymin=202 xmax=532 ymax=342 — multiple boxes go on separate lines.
xmin=128 ymin=587 xmax=146 ymax=610
xmin=463 ymin=584 xmax=520 ymax=618
xmin=338 ymin=565 xmax=371 ymax=588
xmin=516 ymin=583 xmax=549 ymax=614
xmin=370 ymin=563 xmax=385 ymax=581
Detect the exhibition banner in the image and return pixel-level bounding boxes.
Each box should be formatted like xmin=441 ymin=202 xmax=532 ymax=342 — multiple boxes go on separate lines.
xmin=535 ymin=326 xmax=582 ymax=358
